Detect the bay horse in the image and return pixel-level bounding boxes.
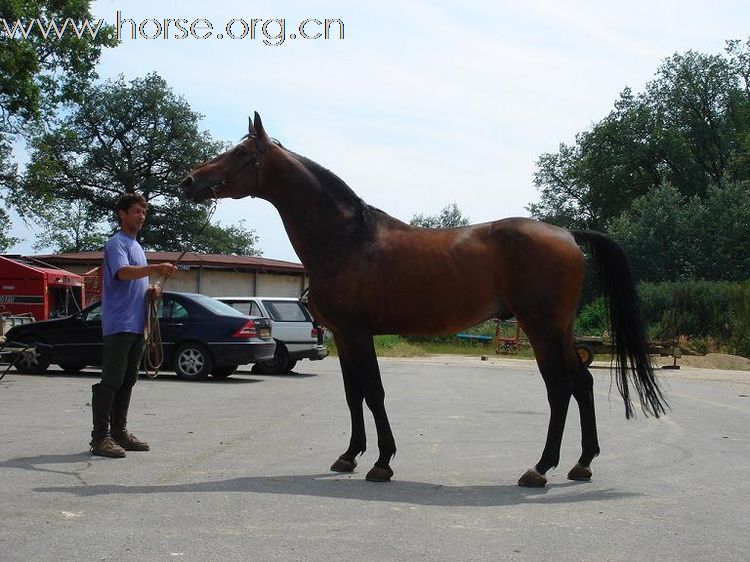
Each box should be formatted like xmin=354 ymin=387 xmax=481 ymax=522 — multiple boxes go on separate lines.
xmin=182 ymin=113 xmax=667 ymax=487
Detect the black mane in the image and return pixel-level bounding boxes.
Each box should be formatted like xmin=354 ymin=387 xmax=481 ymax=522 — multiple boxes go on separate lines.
xmin=288 ymin=150 xmax=386 ymax=236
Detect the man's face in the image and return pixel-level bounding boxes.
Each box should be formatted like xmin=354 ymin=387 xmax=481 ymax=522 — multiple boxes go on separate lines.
xmin=119 ymin=203 xmax=147 ymax=234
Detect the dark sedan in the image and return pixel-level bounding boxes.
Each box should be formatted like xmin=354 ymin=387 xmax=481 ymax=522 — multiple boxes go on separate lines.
xmin=5 ymin=291 xmax=275 ymax=380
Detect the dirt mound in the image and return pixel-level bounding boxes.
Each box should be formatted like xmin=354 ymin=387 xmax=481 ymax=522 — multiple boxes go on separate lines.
xmin=654 ymin=352 xmax=750 ymax=371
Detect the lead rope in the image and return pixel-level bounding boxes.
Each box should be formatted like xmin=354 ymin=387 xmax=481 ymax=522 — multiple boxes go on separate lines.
xmin=142 ymin=199 xmax=218 ymax=378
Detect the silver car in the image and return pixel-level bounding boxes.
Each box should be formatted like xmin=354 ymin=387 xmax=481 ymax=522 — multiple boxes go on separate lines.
xmin=215 ymin=296 xmax=328 ymax=374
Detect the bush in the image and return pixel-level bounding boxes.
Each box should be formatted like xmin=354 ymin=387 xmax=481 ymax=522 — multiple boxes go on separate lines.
xmin=574 ymin=280 xmax=749 ymax=357
xmin=574 ymin=297 xmax=609 ymax=336
xmin=638 ymin=281 xmax=736 ymax=341
xmin=730 ymin=282 xmax=750 ymax=357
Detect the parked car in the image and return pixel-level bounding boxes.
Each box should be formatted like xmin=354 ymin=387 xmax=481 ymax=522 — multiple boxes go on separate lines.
xmin=5 ymin=291 xmax=275 ymax=380
xmin=216 ymin=296 xmax=328 ymax=374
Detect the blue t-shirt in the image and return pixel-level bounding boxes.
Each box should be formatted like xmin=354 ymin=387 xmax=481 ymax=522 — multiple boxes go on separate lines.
xmin=102 ymin=231 xmax=149 ymax=336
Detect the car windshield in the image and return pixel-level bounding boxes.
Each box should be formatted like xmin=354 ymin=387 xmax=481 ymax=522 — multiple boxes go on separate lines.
xmin=186 ymin=293 xmax=248 ymax=317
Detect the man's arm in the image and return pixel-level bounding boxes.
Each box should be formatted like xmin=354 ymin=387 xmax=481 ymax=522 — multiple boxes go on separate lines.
xmin=116 ymin=263 xmax=177 ymax=281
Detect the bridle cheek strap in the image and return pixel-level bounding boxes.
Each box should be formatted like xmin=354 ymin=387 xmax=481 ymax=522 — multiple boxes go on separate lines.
xmin=212 ymin=135 xmax=265 ymax=198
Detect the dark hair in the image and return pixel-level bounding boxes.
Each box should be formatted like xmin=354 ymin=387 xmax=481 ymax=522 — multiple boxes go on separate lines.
xmin=115 ymin=192 xmax=148 ymax=224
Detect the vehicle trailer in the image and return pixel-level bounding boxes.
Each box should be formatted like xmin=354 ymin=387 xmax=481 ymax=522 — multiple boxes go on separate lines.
xmin=0 ymin=255 xmax=85 ymax=320
xmin=574 ymin=335 xmax=685 ymax=369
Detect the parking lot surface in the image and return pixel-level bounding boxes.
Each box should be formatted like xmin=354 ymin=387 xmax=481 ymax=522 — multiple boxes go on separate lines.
xmin=1 ymin=356 xmax=748 ymax=561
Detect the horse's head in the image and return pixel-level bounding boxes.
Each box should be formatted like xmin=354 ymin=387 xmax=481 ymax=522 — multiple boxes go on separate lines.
xmin=181 ymin=112 xmax=272 ymax=203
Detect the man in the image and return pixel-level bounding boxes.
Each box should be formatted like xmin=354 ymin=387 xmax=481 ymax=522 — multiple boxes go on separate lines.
xmin=90 ymin=192 xmax=177 ymax=458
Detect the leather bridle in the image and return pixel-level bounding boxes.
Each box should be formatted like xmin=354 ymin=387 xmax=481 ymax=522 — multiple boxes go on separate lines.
xmin=208 ymin=134 xmax=265 ymax=199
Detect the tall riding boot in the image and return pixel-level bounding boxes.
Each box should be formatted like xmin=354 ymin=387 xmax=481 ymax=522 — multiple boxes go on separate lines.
xmin=111 ymin=385 xmax=150 ymax=451
xmin=90 ymin=383 xmax=126 ymax=458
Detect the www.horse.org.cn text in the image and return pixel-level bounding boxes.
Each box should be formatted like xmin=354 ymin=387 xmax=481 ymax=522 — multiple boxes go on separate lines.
xmin=0 ymin=11 xmax=345 ymax=47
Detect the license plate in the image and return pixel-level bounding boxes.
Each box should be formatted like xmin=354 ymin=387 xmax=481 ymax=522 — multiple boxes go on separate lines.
xmin=259 ymin=328 xmax=271 ymax=339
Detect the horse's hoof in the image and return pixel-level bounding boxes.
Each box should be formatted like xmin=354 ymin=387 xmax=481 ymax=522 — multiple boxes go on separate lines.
xmin=567 ymin=463 xmax=592 ymax=481
xmin=365 ymin=465 xmax=393 ymax=482
xmin=518 ymin=468 xmax=547 ymax=488
xmin=330 ymin=456 xmax=356 ymax=472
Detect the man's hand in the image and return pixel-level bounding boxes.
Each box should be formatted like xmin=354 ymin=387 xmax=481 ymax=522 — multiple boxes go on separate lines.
xmin=147 ymin=284 xmax=163 ymax=300
xmin=152 ymin=263 xmax=177 ymax=279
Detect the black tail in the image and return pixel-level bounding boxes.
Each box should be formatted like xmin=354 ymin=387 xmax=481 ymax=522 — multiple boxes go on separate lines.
xmin=572 ymin=230 xmax=668 ymax=419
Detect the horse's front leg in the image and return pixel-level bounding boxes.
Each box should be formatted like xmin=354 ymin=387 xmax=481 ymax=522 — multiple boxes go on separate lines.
xmin=334 ymin=332 xmax=396 ymax=482
xmin=330 ymin=335 xmax=366 ymax=473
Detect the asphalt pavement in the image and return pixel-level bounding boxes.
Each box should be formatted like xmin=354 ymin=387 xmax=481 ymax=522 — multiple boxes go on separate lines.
xmin=1 ymin=356 xmax=748 ymax=561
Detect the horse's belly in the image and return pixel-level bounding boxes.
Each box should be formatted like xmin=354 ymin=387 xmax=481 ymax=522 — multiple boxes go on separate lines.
xmin=370 ymin=266 xmax=503 ymax=335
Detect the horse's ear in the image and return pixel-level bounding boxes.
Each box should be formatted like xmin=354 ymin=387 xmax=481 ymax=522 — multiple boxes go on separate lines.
xmin=253 ymin=111 xmax=270 ymax=150
xmin=248 ymin=116 xmax=256 ymax=136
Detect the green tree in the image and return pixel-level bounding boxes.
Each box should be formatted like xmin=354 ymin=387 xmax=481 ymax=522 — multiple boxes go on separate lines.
xmin=0 ymin=208 xmax=19 ymax=251
xmin=1 ymin=0 xmax=117 ymax=173
xmin=17 ymin=73 xmax=261 ymax=254
xmin=530 ymin=39 xmax=750 ymax=231
xmin=0 ymin=139 xmax=18 ymax=250
xmin=1 ymin=0 xmax=117 ymax=247
xmin=410 ymin=203 xmax=470 ymax=229
xmin=607 ymin=184 xmax=695 ymax=281
xmin=608 ymin=181 xmax=750 ymax=282
xmin=31 ymin=199 xmax=107 ymax=253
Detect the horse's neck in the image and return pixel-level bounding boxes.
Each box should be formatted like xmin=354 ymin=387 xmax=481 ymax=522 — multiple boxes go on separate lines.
xmin=265 ymin=154 xmax=368 ymax=267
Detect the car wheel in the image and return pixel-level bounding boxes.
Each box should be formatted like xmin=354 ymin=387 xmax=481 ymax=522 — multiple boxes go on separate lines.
xmin=211 ymin=365 xmax=237 ymax=379
xmin=13 ymin=337 xmax=51 ymax=375
xmin=173 ymin=343 xmax=213 ymax=380
xmin=575 ymin=344 xmax=594 ymax=367
xmin=253 ymin=342 xmax=290 ymax=375
xmin=59 ymin=362 xmax=87 ymax=374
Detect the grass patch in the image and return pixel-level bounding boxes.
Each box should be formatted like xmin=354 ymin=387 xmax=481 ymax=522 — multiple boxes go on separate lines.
xmin=326 ymin=333 xmax=535 ymax=359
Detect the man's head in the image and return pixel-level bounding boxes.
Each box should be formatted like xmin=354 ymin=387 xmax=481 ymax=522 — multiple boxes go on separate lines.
xmin=116 ymin=192 xmax=148 ymax=235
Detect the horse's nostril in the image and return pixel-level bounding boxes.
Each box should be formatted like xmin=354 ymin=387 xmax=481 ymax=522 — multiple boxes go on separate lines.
xmin=181 ymin=176 xmax=194 ymax=188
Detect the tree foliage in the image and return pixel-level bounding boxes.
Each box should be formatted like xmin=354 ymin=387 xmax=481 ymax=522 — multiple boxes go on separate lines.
xmin=30 ymin=199 xmax=107 ymax=253
xmin=608 ymin=181 xmax=750 ymax=282
xmin=531 ymin=39 xmax=750 ymax=229
xmin=0 ymin=0 xmax=117 ymax=174
xmin=16 ymin=73 xmax=260 ymax=254
xmin=410 ymin=203 xmax=470 ymax=229
xmin=1 ymin=0 xmax=117 ymax=248
xmin=0 ymin=208 xmax=19 ymax=251
xmin=530 ymin=37 xmax=750 ymax=282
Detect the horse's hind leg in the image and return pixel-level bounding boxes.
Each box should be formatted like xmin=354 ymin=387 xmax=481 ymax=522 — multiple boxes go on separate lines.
xmin=567 ymin=361 xmax=600 ymax=481
xmin=330 ymin=334 xmax=367 ymax=473
xmin=518 ymin=334 xmax=572 ymax=488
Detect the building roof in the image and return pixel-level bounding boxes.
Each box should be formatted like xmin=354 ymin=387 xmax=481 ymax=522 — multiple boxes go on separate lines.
xmin=33 ymin=252 xmax=306 ymax=274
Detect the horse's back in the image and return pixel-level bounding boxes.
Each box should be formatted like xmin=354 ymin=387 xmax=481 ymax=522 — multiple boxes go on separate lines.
xmin=310 ymin=216 xmax=584 ymax=335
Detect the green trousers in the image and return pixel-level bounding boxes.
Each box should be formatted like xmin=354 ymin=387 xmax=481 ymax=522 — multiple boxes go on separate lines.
xmin=100 ymin=332 xmax=146 ymax=391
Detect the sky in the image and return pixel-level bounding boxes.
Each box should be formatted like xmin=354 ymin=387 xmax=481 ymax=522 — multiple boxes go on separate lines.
xmin=7 ymin=0 xmax=750 ymax=263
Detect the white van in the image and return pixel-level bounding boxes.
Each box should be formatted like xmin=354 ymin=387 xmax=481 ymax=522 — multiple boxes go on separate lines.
xmin=215 ymin=296 xmax=328 ymax=374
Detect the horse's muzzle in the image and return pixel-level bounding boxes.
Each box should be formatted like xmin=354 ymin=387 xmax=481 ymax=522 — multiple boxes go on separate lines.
xmin=180 ymin=175 xmax=210 ymax=203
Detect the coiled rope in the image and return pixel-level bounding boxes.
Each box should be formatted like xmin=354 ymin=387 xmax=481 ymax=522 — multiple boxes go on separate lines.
xmin=142 ymin=200 xmax=217 ymax=378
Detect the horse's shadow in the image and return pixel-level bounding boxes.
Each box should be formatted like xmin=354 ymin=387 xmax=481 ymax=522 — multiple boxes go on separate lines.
xmin=30 ymin=470 xmax=640 ymax=507
xmin=4 ymin=453 xmax=640 ymax=507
